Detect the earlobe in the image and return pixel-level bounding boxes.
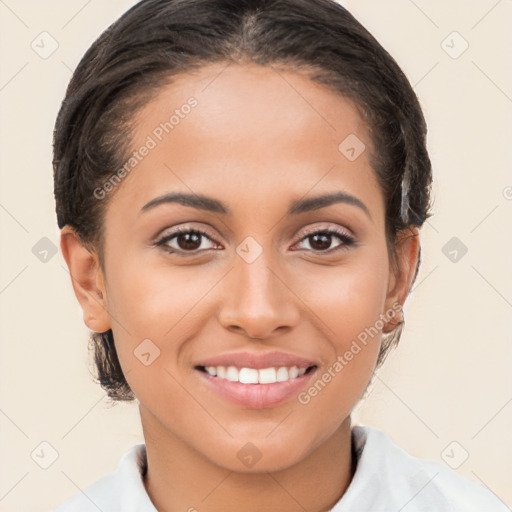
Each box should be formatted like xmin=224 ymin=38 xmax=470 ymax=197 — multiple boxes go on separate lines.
xmin=383 ymin=226 xmax=420 ymax=333
xmin=60 ymin=226 xmax=111 ymax=333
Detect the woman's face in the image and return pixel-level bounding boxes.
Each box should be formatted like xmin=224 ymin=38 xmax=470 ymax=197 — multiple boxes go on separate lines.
xmin=87 ymin=63 xmax=408 ymax=471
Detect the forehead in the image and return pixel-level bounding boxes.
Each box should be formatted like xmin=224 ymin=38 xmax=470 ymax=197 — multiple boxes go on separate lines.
xmin=133 ymin=61 xmax=370 ymax=159
xmin=112 ymin=62 xmax=384 ymax=225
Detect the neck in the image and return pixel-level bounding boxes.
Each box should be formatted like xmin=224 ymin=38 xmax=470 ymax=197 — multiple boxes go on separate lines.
xmin=140 ymin=405 xmax=355 ymax=512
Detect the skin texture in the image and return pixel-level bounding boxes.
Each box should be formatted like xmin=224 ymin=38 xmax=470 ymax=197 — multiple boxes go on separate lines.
xmin=61 ymin=62 xmax=420 ymax=512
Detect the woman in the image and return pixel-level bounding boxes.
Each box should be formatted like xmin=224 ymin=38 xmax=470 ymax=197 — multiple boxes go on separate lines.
xmin=52 ymin=0 xmax=507 ymax=510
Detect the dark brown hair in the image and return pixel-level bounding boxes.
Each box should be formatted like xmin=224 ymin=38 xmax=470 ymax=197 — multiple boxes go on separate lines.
xmin=53 ymin=0 xmax=433 ymax=401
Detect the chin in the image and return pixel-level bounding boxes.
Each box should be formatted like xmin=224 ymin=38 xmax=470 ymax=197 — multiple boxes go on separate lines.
xmin=199 ymin=427 xmax=321 ymax=474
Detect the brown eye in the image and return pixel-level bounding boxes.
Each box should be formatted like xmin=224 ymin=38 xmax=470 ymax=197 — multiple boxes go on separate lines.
xmin=175 ymin=231 xmax=203 ymax=251
xmin=308 ymin=233 xmax=333 ymax=251
xmin=296 ymin=229 xmax=355 ymax=253
xmin=156 ymin=228 xmax=219 ymax=255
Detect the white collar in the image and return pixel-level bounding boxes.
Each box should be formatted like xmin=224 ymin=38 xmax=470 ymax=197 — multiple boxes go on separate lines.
xmin=54 ymin=425 xmax=508 ymax=511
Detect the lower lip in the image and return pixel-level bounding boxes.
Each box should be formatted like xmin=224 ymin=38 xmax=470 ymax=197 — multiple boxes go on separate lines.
xmin=196 ymin=368 xmax=317 ymax=409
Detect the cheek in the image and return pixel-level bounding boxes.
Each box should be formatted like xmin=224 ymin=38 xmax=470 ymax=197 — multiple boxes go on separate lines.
xmin=103 ymin=258 xmax=204 ymax=412
xmin=105 ymin=252 xmax=216 ymax=336
xmin=299 ymin=247 xmax=390 ymax=349
xmin=103 ymin=253 xmax=224 ymax=389
xmin=287 ymin=281 xmax=388 ymax=456
xmin=294 ymin=256 xmax=388 ymax=409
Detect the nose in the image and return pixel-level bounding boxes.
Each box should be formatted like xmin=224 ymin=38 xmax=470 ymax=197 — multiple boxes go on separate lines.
xmin=217 ymin=251 xmax=301 ymax=340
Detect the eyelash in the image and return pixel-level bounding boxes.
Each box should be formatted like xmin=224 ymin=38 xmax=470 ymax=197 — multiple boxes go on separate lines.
xmin=155 ymin=226 xmax=356 ymax=257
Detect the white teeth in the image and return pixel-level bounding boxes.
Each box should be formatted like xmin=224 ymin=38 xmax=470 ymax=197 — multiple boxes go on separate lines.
xmin=239 ymin=368 xmax=259 ymax=384
xmin=288 ymin=366 xmax=299 ymax=379
xmin=276 ymin=367 xmax=289 ymax=382
xmin=203 ymin=365 xmax=310 ymax=384
xmin=258 ymin=367 xmax=277 ymax=384
xmin=225 ymin=366 xmax=239 ymax=382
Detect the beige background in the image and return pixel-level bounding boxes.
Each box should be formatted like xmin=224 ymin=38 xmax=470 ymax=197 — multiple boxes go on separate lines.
xmin=0 ymin=1 xmax=511 ymax=510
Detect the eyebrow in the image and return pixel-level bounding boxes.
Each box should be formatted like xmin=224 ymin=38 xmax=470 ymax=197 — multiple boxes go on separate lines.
xmin=141 ymin=191 xmax=371 ymax=219
xmin=141 ymin=192 xmax=228 ymax=215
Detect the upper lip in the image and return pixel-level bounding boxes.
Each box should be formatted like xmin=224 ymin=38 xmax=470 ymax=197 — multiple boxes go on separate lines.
xmin=194 ymin=351 xmax=318 ymax=370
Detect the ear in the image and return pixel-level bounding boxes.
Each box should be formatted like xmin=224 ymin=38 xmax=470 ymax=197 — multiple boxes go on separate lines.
xmin=382 ymin=226 xmax=420 ymax=333
xmin=60 ymin=226 xmax=111 ymax=333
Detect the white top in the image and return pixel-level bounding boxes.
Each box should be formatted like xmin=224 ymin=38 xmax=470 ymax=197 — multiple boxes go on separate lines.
xmin=53 ymin=425 xmax=508 ymax=512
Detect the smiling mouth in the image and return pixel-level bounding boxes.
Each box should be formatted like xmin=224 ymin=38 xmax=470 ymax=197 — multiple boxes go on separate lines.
xmin=196 ymin=365 xmax=317 ymax=384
